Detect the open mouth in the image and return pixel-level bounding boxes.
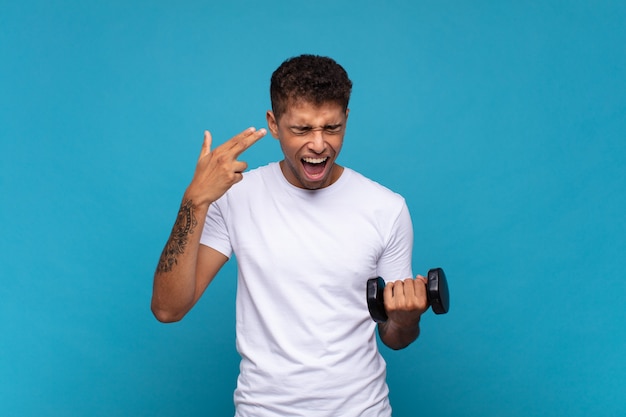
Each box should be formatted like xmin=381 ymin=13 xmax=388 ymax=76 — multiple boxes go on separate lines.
xmin=302 ymin=156 xmax=328 ymax=179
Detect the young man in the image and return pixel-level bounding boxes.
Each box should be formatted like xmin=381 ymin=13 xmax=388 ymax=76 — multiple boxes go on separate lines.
xmin=152 ymin=55 xmax=429 ymax=416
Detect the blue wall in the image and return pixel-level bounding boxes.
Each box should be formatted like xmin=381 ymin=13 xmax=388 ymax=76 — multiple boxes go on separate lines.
xmin=2 ymin=1 xmax=625 ymax=416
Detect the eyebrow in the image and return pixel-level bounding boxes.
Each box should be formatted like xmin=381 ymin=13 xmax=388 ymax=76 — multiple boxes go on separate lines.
xmin=289 ymin=123 xmax=343 ymax=129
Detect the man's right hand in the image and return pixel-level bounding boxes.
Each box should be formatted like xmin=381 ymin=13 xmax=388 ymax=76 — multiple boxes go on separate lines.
xmin=185 ymin=127 xmax=266 ymax=207
xmin=151 ymin=127 xmax=265 ymax=322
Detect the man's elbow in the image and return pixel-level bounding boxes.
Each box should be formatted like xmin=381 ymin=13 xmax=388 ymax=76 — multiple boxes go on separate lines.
xmin=151 ymin=303 xmax=186 ymax=323
xmin=381 ymin=338 xmax=412 ymax=351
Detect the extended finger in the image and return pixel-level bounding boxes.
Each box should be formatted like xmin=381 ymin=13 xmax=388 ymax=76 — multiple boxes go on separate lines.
xmin=201 ymin=130 xmax=213 ymax=157
xmin=227 ymin=127 xmax=267 ymax=157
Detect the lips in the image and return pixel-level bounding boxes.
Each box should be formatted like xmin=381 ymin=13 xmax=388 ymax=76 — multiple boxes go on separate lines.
xmin=302 ymin=156 xmax=328 ymax=179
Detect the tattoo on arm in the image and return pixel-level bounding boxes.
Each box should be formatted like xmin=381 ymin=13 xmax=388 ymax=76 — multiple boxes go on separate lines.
xmin=156 ymin=199 xmax=198 ymax=274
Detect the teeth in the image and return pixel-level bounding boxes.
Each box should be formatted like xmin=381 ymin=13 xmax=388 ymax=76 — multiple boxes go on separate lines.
xmin=302 ymin=157 xmax=327 ymax=164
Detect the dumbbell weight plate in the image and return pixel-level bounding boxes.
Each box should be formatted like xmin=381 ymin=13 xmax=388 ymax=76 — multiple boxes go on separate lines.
xmin=427 ymin=267 xmax=450 ymax=315
xmin=366 ymin=276 xmax=388 ymax=323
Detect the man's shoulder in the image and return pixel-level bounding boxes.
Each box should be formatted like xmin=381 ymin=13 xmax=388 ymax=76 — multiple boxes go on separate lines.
xmin=343 ymin=167 xmax=405 ymax=201
xmin=216 ymin=162 xmax=280 ymax=203
xmin=235 ymin=162 xmax=280 ymax=188
xmin=244 ymin=161 xmax=278 ymax=178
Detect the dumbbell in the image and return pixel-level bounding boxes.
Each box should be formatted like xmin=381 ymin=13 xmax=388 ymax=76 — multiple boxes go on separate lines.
xmin=366 ymin=267 xmax=450 ymax=323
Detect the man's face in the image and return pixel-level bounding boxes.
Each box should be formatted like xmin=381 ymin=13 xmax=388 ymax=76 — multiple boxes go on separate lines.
xmin=267 ymin=100 xmax=349 ymax=190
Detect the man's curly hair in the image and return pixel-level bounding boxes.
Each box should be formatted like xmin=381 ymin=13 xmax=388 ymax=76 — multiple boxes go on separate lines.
xmin=270 ymin=54 xmax=353 ymax=121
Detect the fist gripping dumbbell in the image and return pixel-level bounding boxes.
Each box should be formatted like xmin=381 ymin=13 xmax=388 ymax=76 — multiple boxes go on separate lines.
xmin=366 ymin=267 xmax=450 ymax=323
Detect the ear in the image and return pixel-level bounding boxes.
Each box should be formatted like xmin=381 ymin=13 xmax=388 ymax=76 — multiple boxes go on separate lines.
xmin=266 ymin=110 xmax=279 ymax=138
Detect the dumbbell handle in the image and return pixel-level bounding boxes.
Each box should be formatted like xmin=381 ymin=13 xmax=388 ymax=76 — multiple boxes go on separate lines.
xmin=366 ymin=267 xmax=450 ymax=323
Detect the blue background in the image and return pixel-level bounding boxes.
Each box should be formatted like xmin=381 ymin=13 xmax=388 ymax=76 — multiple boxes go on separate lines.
xmin=2 ymin=1 xmax=625 ymax=416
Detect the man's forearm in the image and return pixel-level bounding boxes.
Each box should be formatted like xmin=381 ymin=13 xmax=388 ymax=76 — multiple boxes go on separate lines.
xmin=378 ymin=319 xmax=420 ymax=350
xmin=151 ymin=198 xmax=207 ymax=322
xmin=156 ymin=199 xmax=199 ymax=273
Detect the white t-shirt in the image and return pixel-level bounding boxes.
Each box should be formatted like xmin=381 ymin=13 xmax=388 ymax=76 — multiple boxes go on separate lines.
xmin=200 ymin=162 xmax=413 ymax=417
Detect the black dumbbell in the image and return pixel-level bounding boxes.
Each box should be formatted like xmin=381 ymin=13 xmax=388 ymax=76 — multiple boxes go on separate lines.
xmin=366 ymin=267 xmax=450 ymax=323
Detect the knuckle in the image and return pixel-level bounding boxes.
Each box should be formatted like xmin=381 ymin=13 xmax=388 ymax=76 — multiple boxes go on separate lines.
xmin=226 ymin=170 xmax=238 ymax=182
xmin=215 ymin=154 xmax=229 ymax=165
xmin=408 ymin=299 xmax=423 ymax=311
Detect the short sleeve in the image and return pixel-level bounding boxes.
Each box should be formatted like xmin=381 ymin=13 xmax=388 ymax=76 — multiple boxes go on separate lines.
xmin=376 ymin=201 xmax=414 ymax=282
xmin=199 ymin=199 xmax=233 ymax=259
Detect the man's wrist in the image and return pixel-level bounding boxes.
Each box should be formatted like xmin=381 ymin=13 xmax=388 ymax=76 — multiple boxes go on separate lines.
xmin=182 ymin=189 xmax=212 ymax=210
xmin=386 ymin=316 xmax=420 ymax=333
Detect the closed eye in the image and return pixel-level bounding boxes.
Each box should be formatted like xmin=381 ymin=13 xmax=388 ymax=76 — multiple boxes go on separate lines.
xmin=288 ymin=124 xmax=344 ymax=136
xmin=290 ymin=126 xmax=313 ymax=136
xmin=323 ymin=124 xmax=343 ymax=134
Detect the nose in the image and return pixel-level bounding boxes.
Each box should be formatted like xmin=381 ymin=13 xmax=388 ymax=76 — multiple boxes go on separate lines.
xmin=307 ymin=129 xmax=326 ymax=153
